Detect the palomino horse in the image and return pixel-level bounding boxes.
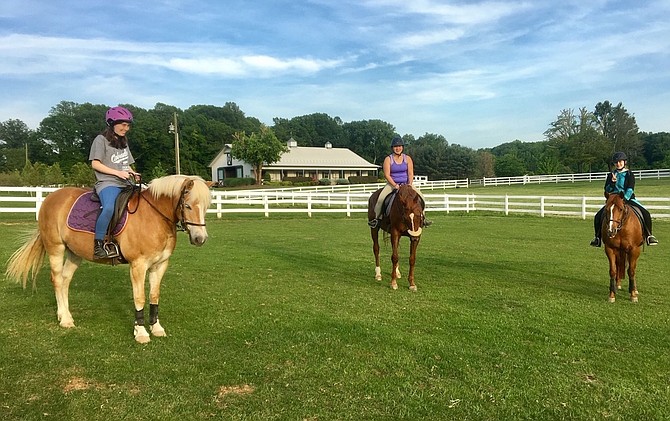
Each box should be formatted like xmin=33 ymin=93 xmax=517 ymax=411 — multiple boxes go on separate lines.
xmin=601 ymin=192 xmax=644 ymax=303
xmin=5 ymin=175 xmax=212 ymax=343
xmin=368 ymin=184 xmax=424 ymax=291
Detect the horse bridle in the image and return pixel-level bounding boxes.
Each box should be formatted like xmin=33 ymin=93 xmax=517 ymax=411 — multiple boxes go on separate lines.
xmin=138 ymin=184 xmax=207 ymax=233
xmin=607 ymin=202 xmax=629 ymax=237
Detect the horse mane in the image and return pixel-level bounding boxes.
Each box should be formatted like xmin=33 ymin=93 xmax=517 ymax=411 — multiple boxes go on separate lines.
xmin=147 ymin=175 xmax=212 ymax=207
xmin=397 ymin=184 xmax=418 ymax=202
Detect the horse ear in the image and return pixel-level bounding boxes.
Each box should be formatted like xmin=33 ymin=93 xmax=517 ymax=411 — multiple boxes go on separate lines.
xmin=604 ymin=191 xmax=610 ymax=199
xmin=205 ymin=181 xmax=216 ymax=188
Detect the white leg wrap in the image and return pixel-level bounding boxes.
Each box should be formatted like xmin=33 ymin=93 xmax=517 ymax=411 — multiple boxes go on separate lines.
xmin=134 ymin=325 xmax=151 ymax=344
xmin=150 ymin=320 xmax=166 ymax=337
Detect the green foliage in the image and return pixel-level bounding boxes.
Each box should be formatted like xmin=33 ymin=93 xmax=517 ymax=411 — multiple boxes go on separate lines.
xmin=221 ymin=177 xmax=255 ymax=187
xmin=494 ymin=153 xmax=527 ymax=177
xmin=67 ymin=162 xmax=96 ymax=186
xmin=231 ymin=125 xmax=288 ymax=185
xmin=348 ymin=175 xmax=378 ymax=184
xmin=146 ymin=161 xmax=169 ymax=182
xmin=0 ymin=170 xmax=22 ymax=186
xmin=282 ymin=176 xmax=312 ymax=184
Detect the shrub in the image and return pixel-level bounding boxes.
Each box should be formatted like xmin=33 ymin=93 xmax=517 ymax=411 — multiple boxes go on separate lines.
xmin=282 ymin=176 xmax=312 ymax=184
xmin=336 ymin=178 xmax=350 ymax=185
xmin=222 ymin=177 xmax=255 ymax=187
xmin=348 ymin=175 xmax=379 ymax=184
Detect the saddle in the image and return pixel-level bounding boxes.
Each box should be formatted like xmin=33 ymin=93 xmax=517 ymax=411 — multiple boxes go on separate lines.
xmin=67 ymin=185 xmax=138 ymax=261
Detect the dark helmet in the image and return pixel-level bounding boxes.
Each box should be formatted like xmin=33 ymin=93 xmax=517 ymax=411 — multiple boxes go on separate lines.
xmin=106 ymin=106 xmax=133 ymax=126
xmin=611 ymin=151 xmax=627 ymax=163
xmin=390 ymin=135 xmax=404 ymax=148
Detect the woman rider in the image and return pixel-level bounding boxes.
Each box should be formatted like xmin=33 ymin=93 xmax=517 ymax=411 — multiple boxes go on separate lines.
xmin=590 ymin=151 xmax=658 ymax=247
xmin=368 ymin=135 xmax=431 ymax=228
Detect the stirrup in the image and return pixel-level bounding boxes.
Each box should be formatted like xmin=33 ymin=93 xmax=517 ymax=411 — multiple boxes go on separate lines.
xmin=589 ymin=237 xmax=601 ymax=247
xmin=647 ymin=235 xmax=658 ymax=246
xmin=102 ymin=241 xmax=120 ymax=258
xmin=367 ymin=219 xmax=379 ymax=228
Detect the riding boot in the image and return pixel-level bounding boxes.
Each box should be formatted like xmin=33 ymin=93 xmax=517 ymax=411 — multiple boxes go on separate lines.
xmin=367 ymin=218 xmax=379 ymax=228
xmin=423 ymin=214 xmax=432 ymax=227
xmin=93 ymin=239 xmax=108 ymax=259
xmin=590 ymin=237 xmax=601 ymax=247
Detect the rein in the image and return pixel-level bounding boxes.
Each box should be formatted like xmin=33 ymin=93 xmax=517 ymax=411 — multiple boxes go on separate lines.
xmin=138 ymin=184 xmax=206 ymax=233
xmin=607 ymin=201 xmax=629 ymax=236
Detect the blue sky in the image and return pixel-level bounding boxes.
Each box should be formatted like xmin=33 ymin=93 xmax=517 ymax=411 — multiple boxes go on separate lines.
xmin=1 ymin=0 xmax=669 ymax=149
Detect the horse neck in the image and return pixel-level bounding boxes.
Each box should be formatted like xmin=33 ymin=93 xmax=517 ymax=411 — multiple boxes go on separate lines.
xmin=142 ymin=189 xmax=180 ymax=223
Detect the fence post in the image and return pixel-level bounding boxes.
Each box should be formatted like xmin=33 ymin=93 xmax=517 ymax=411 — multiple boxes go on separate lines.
xmin=505 ymin=194 xmax=509 ymax=215
xmin=540 ymin=196 xmax=545 ymax=217
xmin=264 ymin=195 xmax=269 ymax=218
xmin=346 ymin=192 xmax=351 ymax=217
xmin=35 ymin=187 xmax=45 ymax=220
xmin=581 ymin=196 xmax=587 ymax=220
xmin=307 ymin=195 xmax=312 ymax=217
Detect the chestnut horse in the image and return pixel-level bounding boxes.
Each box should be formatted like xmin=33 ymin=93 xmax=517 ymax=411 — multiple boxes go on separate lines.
xmin=5 ymin=175 xmax=212 ymax=343
xmin=601 ymin=192 xmax=644 ymax=303
xmin=368 ymin=184 xmax=424 ymax=291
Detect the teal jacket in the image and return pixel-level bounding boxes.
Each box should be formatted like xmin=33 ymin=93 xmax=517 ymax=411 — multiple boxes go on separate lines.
xmin=604 ymin=168 xmax=641 ymax=206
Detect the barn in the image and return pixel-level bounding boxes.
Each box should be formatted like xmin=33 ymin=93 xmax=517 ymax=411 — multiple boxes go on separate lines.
xmin=208 ymin=138 xmax=380 ymax=183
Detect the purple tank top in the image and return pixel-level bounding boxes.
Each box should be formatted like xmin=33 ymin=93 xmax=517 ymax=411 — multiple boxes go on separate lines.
xmin=389 ymin=154 xmax=408 ymax=184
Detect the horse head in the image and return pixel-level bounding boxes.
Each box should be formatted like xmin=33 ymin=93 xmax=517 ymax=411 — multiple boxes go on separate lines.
xmin=396 ymin=185 xmax=424 ymax=237
xmin=604 ymin=192 xmax=627 ymax=238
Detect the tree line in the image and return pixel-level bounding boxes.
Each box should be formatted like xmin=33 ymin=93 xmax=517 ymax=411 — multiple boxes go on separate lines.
xmin=1 ymin=99 xmax=669 ymax=186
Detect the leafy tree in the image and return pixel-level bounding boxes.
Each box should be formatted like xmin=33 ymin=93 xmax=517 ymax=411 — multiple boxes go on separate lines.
xmin=272 ymin=113 xmax=344 ymax=147
xmin=593 ymin=101 xmax=642 ymax=165
xmin=475 ymin=151 xmax=495 ymax=178
xmin=67 ymin=162 xmax=96 ymax=187
xmin=0 ymin=119 xmax=33 ymax=172
xmin=231 ymin=125 xmax=288 ymax=185
xmin=494 ymin=153 xmax=526 ymax=177
xmin=641 ymin=131 xmax=670 ymax=168
xmin=341 ymin=120 xmax=396 ymax=166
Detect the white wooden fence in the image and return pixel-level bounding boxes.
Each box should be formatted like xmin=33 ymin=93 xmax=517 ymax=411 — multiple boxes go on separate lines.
xmin=3 ymin=185 xmax=670 ymax=220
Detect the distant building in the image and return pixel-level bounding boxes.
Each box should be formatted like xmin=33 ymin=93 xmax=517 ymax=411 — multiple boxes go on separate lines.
xmin=208 ymin=138 xmax=380 ymax=183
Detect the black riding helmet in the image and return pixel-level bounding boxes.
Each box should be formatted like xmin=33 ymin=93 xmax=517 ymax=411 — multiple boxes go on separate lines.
xmin=611 ymin=151 xmax=627 ymax=163
xmin=391 ymin=135 xmax=404 ymax=148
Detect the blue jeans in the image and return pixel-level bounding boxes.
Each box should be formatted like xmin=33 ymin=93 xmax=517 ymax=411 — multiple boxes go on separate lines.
xmin=94 ymin=186 xmax=122 ymax=240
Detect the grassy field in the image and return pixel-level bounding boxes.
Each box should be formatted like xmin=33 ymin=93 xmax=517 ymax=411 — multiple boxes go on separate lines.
xmin=1 ymin=184 xmax=669 ymax=420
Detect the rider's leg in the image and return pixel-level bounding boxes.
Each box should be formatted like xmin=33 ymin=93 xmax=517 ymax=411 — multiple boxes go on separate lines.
xmin=639 ymin=205 xmax=658 ymax=245
xmin=94 ymin=186 xmax=121 ymax=258
xmin=590 ymin=207 xmax=604 ymax=247
xmin=369 ymin=184 xmax=394 ymax=227
xmin=411 ymin=185 xmax=432 ymax=226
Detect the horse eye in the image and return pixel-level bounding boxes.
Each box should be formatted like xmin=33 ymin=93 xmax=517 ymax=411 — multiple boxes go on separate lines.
xmin=184 ymin=204 xmax=192 ymax=210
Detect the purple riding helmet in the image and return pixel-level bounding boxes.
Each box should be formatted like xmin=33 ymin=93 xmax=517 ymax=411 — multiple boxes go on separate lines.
xmin=105 ymin=106 xmax=133 ymax=126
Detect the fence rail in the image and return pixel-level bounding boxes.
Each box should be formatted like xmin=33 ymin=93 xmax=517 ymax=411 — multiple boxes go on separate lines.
xmin=3 ymin=186 xmax=669 ymax=220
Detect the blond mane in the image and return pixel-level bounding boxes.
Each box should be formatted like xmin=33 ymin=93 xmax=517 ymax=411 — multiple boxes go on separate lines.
xmin=147 ymin=175 xmax=212 ymax=207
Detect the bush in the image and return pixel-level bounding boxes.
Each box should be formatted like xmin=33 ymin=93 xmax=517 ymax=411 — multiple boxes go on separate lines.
xmin=221 ymin=177 xmax=255 ymax=187
xmin=348 ymin=175 xmax=380 ymax=184
xmin=318 ymin=178 xmax=332 ymax=185
xmin=0 ymin=171 xmax=22 ymax=186
xmin=282 ymin=176 xmax=312 ymax=184
xmin=336 ymin=178 xmax=350 ymax=185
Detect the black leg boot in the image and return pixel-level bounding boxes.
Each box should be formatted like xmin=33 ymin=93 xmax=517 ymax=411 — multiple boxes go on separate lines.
xmin=93 ymin=239 xmax=108 ymax=259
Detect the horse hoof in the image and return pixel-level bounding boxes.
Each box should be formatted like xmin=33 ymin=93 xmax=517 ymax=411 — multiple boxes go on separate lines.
xmin=60 ymin=320 xmax=75 ymax=328
xmin=134 ymin=325 xmax=151 ymax=344
xmin=617 ymin=285 xmax=622 ymax=290
xmin=391 ymin=284 xmax=398 ymax=290
xmin=375 ymin=275 xmax=382 ymax=281
xmin=631 ymin=296 xmax=638 ymax=303
xmin=150 ymin=321 xmax=167 ymax=337
xmin=408 ymin=285 xmax=417 ymax=292
xmin=608 ymin=297 xmax=615 ymax=303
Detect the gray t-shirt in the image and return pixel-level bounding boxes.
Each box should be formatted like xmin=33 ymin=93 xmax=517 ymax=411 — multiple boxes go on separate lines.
xmin=88 ymin=134 xmax=135 ymax=193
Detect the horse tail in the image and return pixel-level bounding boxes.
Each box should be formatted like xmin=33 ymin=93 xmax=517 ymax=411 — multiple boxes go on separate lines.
xmin=617 ymin=248 xmax=627 ymax=280
xmin=5 ymin=230 xmax=45 ymax=290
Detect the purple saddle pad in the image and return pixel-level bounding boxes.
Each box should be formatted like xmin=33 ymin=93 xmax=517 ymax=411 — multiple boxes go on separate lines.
xmin=66 ymin=191 xmax=128 ymax=235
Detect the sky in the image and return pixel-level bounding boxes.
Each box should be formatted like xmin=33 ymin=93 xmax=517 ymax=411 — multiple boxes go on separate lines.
xmin=1 ymin=0 xmax=669 ymax=149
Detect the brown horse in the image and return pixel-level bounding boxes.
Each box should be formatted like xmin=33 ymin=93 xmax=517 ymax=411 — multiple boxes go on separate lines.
xmin=5 ymin=175 xmax=212 ymax=343
xmin=368 ymin=184 xmax=424 ymax=291
xmin=601 ymin=192 xmax=644 ymax=303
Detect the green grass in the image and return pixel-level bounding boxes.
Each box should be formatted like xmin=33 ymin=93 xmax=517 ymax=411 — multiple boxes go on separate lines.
xmin=1 ymin=199 xmax=669 ymax=419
